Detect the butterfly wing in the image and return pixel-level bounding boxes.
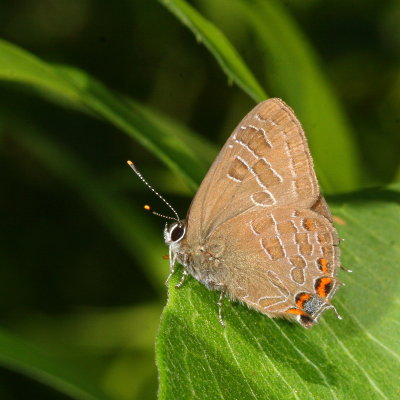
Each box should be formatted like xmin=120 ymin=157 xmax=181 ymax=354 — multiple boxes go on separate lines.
xmin=203 ymin=207 xmax=340 ymax=319
xmin=185 ymin=98 xmax=320 ymax=241
xmin=178 ymin=98 xmax=341 ymax=325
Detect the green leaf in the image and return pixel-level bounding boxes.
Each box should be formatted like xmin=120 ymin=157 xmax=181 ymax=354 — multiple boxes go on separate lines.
xmin=159 ymin=0 xmax=267 ymax=102
xmin=156 ymin=184 xmax=400 ymax=399
xmin=0 ymin=38 xmax=212 ymax=190
xmin=0 ymin=328 xmax=112 ymax=400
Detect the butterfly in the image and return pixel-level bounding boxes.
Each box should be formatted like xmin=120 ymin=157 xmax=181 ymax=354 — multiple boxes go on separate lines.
xmin=130 ymin=98 xmax=345 ymax=328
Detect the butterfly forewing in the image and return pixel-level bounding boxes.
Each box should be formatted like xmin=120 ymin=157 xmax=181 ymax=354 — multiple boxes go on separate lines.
xmin=186 ymin=98 xmax=320 ymax=241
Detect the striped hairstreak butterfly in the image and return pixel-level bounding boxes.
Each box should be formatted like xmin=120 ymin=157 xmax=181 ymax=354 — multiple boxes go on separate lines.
xmin=129 ymin=98 xmax=347 ymax=328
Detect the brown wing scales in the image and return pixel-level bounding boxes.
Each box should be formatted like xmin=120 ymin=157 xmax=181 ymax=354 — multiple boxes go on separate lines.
xmin=186 ymin=98 xmax=319 ymax=240
xmin=204 ymin=207 xmax=340 ymax=319
xmin=178 ymin=98 xmax=342 ymax=327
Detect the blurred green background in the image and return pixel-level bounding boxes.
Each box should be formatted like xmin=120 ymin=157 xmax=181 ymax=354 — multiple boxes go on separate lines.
xmin=0 ymin=0 xmax=399 ymax=399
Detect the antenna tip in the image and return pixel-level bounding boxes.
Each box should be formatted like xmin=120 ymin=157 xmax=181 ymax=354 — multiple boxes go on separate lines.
xmin=144 ymin=204 xmax=151 ymax=211
xmin=127 ymin=160 xmax=133 ymax=166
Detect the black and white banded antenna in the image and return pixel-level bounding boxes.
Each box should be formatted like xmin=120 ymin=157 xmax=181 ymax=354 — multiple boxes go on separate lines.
xmin=127 ymin=160 xmax=180 ymax=222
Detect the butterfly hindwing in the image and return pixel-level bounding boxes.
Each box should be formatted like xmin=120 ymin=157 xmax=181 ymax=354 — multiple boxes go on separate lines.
xmin=202 ymin=207 xmax=340 ymax=319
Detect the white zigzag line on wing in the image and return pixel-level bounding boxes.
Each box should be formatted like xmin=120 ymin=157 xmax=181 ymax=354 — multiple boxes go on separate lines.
xmin=236 ymin=155 xmax=277 ymax=206
xmin=236 ymin=126 xmax=282 ymax=183
xmin=227 ymin=173 xmax=241 ymax=183
xmin=270 ymin=213 xmax=287 ymax=258
xmin=255 ymin=114 xmax=278 ymax=126
xmin=249 ymin=220 xmax=260 ymax=236
xmin=246 ymin=124 xmax=273 ymax=148
xmin=260 ymin=238 xmax=273 ymax=261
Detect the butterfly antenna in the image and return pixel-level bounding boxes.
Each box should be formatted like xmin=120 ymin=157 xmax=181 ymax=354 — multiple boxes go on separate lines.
xmin=143 ymin=204 xmax=177 ymax=221
xmin=127 ymin=161 xmax=180 ymax=221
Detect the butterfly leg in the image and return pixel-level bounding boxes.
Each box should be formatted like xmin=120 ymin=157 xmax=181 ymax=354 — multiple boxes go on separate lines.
xmin=218 ymin=292 xmax=226 ymax=328
xmin=175 ymin=269 xmax=189 ymax=289
xmin=165 ymin=248 xmax=177 ymax=286
xmin=205 ymin=280 xmax=227 ymax=327
xmin=165 ymin=270 xmax=175 ymax=286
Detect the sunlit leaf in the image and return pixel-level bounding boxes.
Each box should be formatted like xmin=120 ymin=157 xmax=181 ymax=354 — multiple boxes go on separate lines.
xmin=157 ymin=184 xmax=400 ymax=399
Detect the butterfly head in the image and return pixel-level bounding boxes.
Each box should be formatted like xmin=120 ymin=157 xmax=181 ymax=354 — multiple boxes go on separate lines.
xmin=164 ymin=220 xmax=187 ymax=246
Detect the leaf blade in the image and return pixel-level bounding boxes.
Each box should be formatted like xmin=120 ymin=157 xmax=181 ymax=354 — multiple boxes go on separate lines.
xmin=0 ymin=328 xmax=112 ymax=400
xmin=156 ymin=184 xmax=400 ymax=399
xmin=0 ymin=38 xmax=213 ymax=190
xmin=160 ymin=0 xmax=267 ymax=102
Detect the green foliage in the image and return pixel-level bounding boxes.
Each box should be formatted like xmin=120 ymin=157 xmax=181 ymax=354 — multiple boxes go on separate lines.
xmin=0 ymin=0 xmax=399 ymax=399
xmin=0 ymin=39 xmax=212 ymax=191
xmin=157 ymin=184 xmax=400 ymax=399
xmin=164 ymin=0 xmax=362 ymax=194
xmin=7 ymin=120 xmax=166 ymax=289
xmin=160 ymin=0 xmax=267 ymax=102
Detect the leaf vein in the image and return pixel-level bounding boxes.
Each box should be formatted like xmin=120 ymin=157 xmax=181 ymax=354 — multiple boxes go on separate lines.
xmin=233 ymin=309 xmax=305 ymax=400
xmin=223 ymin=330 xmax=259 ymax=399
xmin=270 ymin=320 xmax=338 ymax=400
xmin=336 ymin=300 xmax=400 ymax=362
xmin=322 ymin=320 xmax=389 ymax=400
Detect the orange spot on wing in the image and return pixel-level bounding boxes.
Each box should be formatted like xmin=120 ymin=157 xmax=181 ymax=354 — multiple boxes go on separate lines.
xmin=286 ymin=308 xmax=307 ymax=316
xmin=296 ymin=293 xmax=311 ymax=308
xmin=316 ymin=277 xmax=333 ymax=298
xmin=303 ymin=218 xmax=315 ymax=231
xmin=318 ymin=258 xmax=329 ymax=274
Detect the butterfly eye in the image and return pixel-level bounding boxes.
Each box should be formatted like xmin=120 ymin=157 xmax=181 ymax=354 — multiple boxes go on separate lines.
xmin=170 ymin=224 xmax=185 ymax=242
